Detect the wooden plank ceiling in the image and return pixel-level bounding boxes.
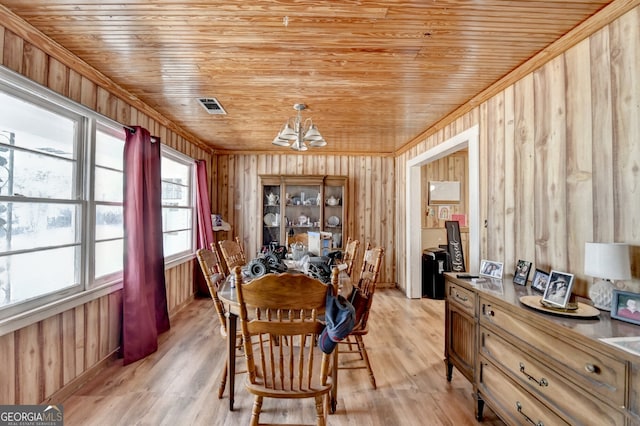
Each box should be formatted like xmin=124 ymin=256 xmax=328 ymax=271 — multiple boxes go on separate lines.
xmin=1 ymin=1 xmax=614 ymax=155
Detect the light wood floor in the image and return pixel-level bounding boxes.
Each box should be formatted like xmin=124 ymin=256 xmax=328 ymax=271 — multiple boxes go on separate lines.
xmin=60 ymin=288 xmax=505 ymax=426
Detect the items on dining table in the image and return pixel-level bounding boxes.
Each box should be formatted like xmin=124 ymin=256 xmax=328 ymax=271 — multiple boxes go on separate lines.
xmin=305 ymin=251 xmax=343 ymax=284
xmin=290 ymin=241 xmax=307 ymax=260
xmin=246 ymin=243 xmax=289 ymax=278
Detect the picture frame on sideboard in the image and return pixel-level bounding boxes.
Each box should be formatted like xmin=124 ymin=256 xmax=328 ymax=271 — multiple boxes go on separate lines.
xmin=513 ymin=259 xmax=532 ymax=286
xmin=542 ymin=270 xmax=574 ymax=308
xmin=531 ymin=269 xmax=549 ymax=293
xmin=480 ymin=259 xmax=504 ymax=279
xmin=611 ymin=290 xmax=640 ymax=326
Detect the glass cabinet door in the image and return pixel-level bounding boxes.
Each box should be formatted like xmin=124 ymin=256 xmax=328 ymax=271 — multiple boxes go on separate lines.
xmin=323 ymin=177 xmax=346 ymax=249
xmin=283 ymin=182 xmax=322 ymax=244
xmin=261 ymin=182 xmax=282 ymax=247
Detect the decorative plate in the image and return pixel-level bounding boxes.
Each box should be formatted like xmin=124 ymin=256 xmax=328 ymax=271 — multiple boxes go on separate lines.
xmin=519 ymin=295 xmax=600 ymax=318
xmin=328 ymin=216 xmax=340 ymax=226
xmin=264 ymin=213 xmax=276 ymax=226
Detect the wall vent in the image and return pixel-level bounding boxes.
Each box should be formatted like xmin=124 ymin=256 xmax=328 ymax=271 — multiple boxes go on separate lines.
xmin=197 ymin=97 xmax=227 ymax=115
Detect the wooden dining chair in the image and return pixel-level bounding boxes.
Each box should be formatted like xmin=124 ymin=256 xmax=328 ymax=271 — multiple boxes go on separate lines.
xmin=342 ymin=237 xmax=360 ymax=276
xmin=196 ymin=248 xmax=244 ymax=400
xmin=330 ymin=245 xmax=384 ymax=412
xmin=218 ymin=237 xmax=247 ymax=274
xmin=233 ymin=266 xmax=333 ymax=426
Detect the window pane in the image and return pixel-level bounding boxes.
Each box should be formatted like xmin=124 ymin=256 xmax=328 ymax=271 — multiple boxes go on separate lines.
xmin=161 ymin=156 xmax=190 ymax=184
xmin=0 ymin=202 xmax=79 ymax=252
xmin=0 ymin=146 xmax=75 ymax=199
xmin=161 ymin=155 xmax=190 ymax=207
xmin=0 ymin=246 xmax=79 ymax=308
xmin=0 ymin=92 xmax=76 ymax=160
xmin=95 ymin=129 xmax=124 ymax=170
xmin=163 ymin=230 xmax=191 ymax=258
xmin=95 ymin=205 xmax=123 ymax=240
xmin=95 ymin=239 xmax=123 ymax=278
xmin=162 ymin=207 xmax=191 ymax=233
xmin=95 ymin=167 xmax=123 ymax=202
xmin=161 ymin=181 xmax=189 ymax=207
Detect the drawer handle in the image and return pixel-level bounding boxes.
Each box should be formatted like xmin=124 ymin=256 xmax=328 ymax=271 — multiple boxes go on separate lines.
xmin=455 ymin=292 xmax=468 ymax=302
xmin=584 ymin=363 xmax=598 ymax=374
xmin=519 ymin=362 xmax=549 ymax=387
xmin=482 ymin=304 xmax=495 ymax=317
xmin=516 ymin=401 xmax=544 ymax=426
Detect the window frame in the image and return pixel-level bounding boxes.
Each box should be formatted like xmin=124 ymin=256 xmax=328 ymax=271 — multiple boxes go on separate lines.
xmin=0 ymin=65 xmax=197 ymax=335
xmin=0 ymin=73 xmax=88 ymax=321
xmin=160 ymin=144 xmax=197 ymax=268
xmin=90 ymin=121 xmax=126 ymax=286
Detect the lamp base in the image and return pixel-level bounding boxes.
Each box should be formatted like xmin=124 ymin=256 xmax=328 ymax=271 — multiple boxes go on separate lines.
xmin=589 ymin=279 xmax=615 ymax=311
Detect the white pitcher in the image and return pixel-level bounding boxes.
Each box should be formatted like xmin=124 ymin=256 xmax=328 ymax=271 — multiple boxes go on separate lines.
xmin=266 ymin=192 xmax=279 ymax=205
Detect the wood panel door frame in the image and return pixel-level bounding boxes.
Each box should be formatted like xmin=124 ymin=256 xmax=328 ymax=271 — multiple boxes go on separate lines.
xmin=405 ymin=125 xmax=480 ymax=299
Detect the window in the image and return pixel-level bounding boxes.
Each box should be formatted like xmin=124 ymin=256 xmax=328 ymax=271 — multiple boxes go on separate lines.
xmin=161 ymin=147 xmax=195 ymax=262
xmin=0 ymin=87 xmax=84 ymax=315
xmin=0 ymin=67 xmax=196 ymax=322
xmin=93 ymin=124 xmax=125 ymax=282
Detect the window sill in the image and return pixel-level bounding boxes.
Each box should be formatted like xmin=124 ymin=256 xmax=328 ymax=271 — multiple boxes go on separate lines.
xmin=0 ymin=254 xmax=197 ymax=337
xmin=0 ymin=280 xmax=123 ymax=337
xmin=164 ymin=252 xmax=196 ymax=270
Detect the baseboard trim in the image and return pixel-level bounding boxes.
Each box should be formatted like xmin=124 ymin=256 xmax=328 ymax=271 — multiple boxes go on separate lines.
xmin=43 ymin=350 xmax=120 ymax=405
xmin=44 ymin=293 xmax=196 ymax=404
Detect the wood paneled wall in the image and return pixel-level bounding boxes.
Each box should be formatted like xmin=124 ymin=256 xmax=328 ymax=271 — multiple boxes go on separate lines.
xmin=0 ymin=19 xmax=209 ymax=404
xmin=397 ymin=6 xmax=640 ymax=298
xmin=212 ymin=154 xmax=396 ymax=286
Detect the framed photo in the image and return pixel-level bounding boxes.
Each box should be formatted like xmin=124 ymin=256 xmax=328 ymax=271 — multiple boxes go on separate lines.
xmin=531 ymin=269 xmax=549 ymax=293
xmin=513 ymin=260 xmax=532 ymax=286
xmin=611 ymin=290 xmax=640 ymax=326
xmin=438 ymin=205 xmax=450 ymax=220
xmin=542 ymin=270 xmax=574 ymax=308
xmin=479 ymin=259 xmax=504 ymax=279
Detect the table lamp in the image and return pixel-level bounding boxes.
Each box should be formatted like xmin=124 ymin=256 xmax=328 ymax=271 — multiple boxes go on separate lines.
xmin=584 ymin=242 xmax=631 ymax=311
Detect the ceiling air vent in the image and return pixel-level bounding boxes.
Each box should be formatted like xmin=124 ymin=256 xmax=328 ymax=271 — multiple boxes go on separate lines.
xmin=197 ymin=97 xmax=227 ymax=115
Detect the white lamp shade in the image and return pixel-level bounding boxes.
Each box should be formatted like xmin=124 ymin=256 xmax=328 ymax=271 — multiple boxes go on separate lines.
xmin=308 ymin=138 xmax=327 ymax=147
xmin=303 ymin=125 xmax=324 ymax=141
xmin=278 ymin=123 xmax=297 ymax=139
xmin=584 ymin=242 xmax=631 ymax=280
xmin=272 ymin=136 xmax=291 ymax=146
xmin=290 ymin=140 xmax=308 ymax=151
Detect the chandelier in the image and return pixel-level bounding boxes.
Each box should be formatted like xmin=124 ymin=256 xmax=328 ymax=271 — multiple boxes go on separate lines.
xmin=272 ymin=103 xmax=327 ymax=151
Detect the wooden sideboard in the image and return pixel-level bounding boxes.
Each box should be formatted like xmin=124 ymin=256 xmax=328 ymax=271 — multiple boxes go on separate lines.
xmin=444 ymin=273 xmax=640 ymax=426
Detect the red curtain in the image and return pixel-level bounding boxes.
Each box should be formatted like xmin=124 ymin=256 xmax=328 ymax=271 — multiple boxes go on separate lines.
xmin=122 ymin=126 xmax=170 ymax=365
xmin=194 ymin=160 xmax=215 ymax=296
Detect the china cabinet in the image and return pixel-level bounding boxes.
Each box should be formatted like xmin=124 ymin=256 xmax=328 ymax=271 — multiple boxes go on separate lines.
xmin=259 ymin=175 xmax=347 ymax=251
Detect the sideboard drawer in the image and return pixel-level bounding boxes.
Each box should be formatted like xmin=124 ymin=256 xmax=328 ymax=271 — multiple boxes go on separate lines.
xmin=447 ymin=282 xmax=476 ymax=316
xmin=479 ymin=297 xmax=626 ymax=406
xmin=479 ymin=359 xmax=570 ymax=426
xmin=481 ymin=328 xmax=625 ymax=425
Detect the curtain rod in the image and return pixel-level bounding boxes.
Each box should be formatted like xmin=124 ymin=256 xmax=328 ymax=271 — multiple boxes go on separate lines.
xmin=124 ymin=125 xmax=158 ymax=143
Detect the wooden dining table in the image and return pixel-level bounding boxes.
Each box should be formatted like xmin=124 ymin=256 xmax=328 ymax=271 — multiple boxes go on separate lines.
xmin=217 ymin=266 xmax=352 ymax=411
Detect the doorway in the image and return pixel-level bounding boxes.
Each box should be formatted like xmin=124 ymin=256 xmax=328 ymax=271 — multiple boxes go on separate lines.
xmin=405 ymin=125 xmax=480 ymax=299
